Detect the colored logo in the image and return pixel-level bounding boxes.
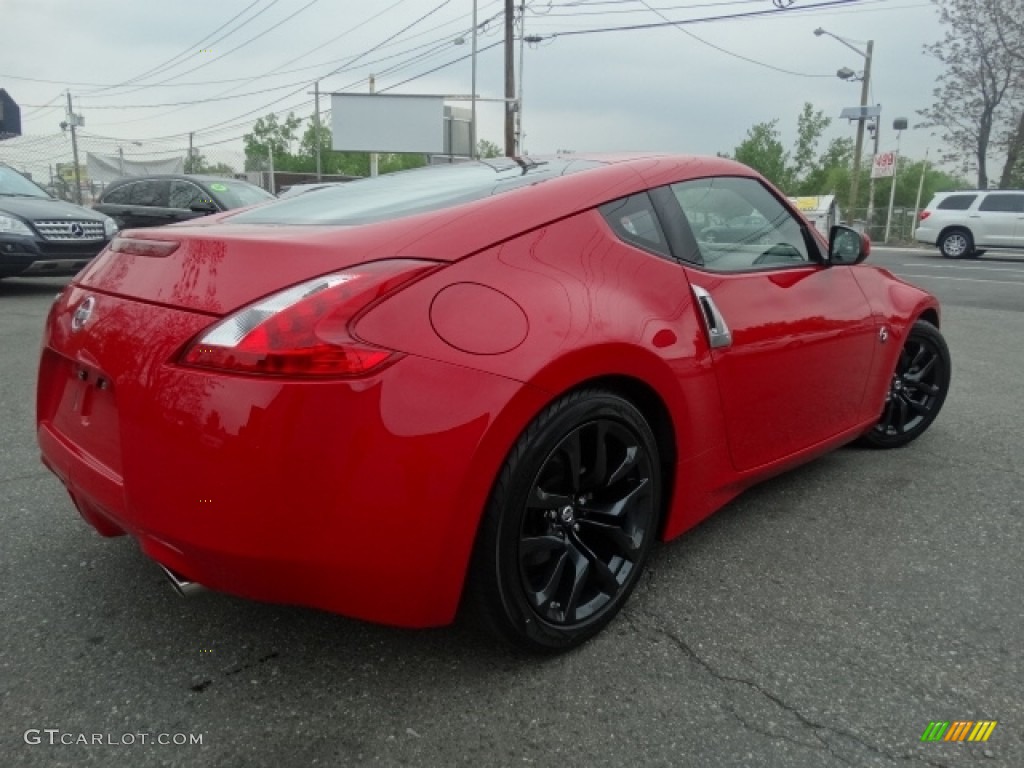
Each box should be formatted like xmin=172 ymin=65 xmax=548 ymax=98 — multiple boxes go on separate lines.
xmin=921 ymin=721 xmax=997 ymax=742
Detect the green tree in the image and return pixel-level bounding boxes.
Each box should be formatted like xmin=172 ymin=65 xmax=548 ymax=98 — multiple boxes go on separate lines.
xmin=243 ymin=112 xmax=303 ymax=171
xmin=732 ymin=120 xmax=788 ymax=188
xmin=186 ymin=151 xmax=236 ymax=176
xmin=920 ymin=0 xmax=1024 ymax=188
xmin=477 ymin=139 xmax=502 ymax=158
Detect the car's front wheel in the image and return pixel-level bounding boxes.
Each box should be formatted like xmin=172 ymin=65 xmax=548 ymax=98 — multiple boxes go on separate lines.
xmin=860 ymin=319 xmax=950 ymax=449
xmin=939 ymin=228 xmax=973 ymax=258
xmin=469 ymin=389 xmax=661 ymax=652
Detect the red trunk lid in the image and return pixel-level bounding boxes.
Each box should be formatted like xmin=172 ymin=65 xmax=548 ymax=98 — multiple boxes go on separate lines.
xmin=75 ymin=222 xmax=455 ymax=315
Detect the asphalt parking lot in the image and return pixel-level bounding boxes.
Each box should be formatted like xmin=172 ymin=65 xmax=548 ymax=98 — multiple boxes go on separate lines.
xmin=2 ymin=247 xmax=1021 ymax=768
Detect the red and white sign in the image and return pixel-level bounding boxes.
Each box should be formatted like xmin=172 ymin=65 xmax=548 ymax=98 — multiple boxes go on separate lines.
xmin=871 ymin=151 xmax=897 ymax=178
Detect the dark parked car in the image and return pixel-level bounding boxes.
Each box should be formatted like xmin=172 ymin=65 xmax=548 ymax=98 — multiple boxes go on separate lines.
xmin=93 ymin=174 xmax=274 ymax=229
xmin=0 ymin=163 xmax=117 ymax=280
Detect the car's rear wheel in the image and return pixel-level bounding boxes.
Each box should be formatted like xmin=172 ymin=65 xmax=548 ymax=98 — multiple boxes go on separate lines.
xmin=939 ymin=228 xmax=973 ymax=258
xmin=860 ymin=320 xmax=950 ymax=449
xmin=470 ymin=389 xmax=661 ymax=652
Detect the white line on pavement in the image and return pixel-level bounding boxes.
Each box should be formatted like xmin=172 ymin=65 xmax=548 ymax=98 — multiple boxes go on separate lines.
xmin=901 ymin=263 xmax=1024 ymax=275
xmin=896 ymin=273 xmax=1024 ymax=286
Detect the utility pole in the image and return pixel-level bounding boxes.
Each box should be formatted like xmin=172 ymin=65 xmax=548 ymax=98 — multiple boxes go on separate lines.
xmin=848 ymin=40 xmax=873 ymax=225
xmin=66 ymin=91 xmax=82 ymax=205
xmin=314 ymin=80 xmax=322 ymax=181
xmin=470 ymin=0 xmax=478 ymax=160
xmin=516 ymin=0 xmax=526 ymax=155
xmin=369 ymin=75 xmax=378 ymax=177
xmin=118 ymin=146 xmax=125 ymax=177
xmin=504 ymin=0 xmax=515 ymax=156
xmin=188 ymin=132 xmax=194 ymax=173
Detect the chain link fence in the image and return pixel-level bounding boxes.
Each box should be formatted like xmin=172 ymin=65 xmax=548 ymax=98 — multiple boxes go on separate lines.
xmin=846 ymin=206 xmax=924 ymax=244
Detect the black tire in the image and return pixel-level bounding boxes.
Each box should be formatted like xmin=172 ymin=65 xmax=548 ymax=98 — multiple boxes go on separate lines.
xmin=970 ymin=249 xmax=986 ymax=259
xmin=859 ymin=320 xmax=950 ymax=449
xmin=469 ymin=389 xmax=661 ymax=653
xmin=939 ymin=228 xmax=973 ymax=259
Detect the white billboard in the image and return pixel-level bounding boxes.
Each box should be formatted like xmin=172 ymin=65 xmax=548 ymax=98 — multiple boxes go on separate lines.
xmin=331 ymin=94 xmax=445 ymax=154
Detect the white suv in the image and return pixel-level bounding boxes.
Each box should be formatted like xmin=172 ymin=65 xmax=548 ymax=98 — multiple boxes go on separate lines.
xmin=915 ymin=190 xmax=1024 ymax=258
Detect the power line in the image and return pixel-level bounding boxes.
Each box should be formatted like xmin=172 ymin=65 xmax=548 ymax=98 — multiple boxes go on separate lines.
xmin=634 ymin=0 xmax=832 ymax=77
xmin=531 ymin=0 xmax=869 ymax=36
xmin=81 ymin=0 xmax=270 ymax=95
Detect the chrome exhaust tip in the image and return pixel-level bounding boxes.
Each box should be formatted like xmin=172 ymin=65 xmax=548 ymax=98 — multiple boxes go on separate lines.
xmin=159 ymin=564 xmax=205 ymax=597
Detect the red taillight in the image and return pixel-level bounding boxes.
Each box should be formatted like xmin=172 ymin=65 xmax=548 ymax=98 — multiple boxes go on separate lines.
xmin=179 ymin=259 xmax=438 ymax=378
xmin=919 ymin=210 xmax=931 ymax=221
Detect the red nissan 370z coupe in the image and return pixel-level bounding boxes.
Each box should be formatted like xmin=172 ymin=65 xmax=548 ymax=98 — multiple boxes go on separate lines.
xmin=37 ymin=155 xmax=950 ymax=651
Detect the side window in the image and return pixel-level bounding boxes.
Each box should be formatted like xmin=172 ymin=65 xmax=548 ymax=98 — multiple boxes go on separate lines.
xmin=671 ymin=177 xmax=811 ymax=271
xmin=102 ymin=184 xmax=133 ymax=205
xmin=979 ymin=193 xmax=1024 ymax=213
xmin=130 ymin=179 xmax=170 ymax=208
xmin=169 ymin=180 xmax=208 ymax=210
xmin=937 ymin=194 xmax=977 ymax=211
xmin=599 ymin=193 xmax=672 ymax=259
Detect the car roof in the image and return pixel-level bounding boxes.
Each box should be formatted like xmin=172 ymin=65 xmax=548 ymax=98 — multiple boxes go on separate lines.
xmin=105 ymin=174 xmax=251 ymax=186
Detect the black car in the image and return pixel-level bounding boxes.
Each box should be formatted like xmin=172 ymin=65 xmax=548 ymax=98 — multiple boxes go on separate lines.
xmin=0 ymin=164 xmax=117 ymax=280
xmin=93 ymin=174 xmax=274 ymax=229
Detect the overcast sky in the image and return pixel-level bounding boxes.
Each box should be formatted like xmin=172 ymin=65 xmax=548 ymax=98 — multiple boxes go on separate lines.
xmin=2 ymin=0 xmax=948 ymax=173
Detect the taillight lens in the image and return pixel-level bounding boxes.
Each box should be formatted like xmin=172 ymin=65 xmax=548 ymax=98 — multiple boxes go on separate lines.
xmin=919 ymin=211 xmax=931 ymax=221
xmin=179 ymin=259 xmax=438 ymax=378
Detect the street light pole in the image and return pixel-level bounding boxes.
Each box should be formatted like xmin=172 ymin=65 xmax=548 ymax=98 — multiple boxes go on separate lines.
xmin=814 ymin=28 xmax=873 ymax=225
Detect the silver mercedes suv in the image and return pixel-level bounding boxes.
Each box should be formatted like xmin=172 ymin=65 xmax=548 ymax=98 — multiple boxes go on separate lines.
xmin=915 ymin=190 xmax=1024 ymax=258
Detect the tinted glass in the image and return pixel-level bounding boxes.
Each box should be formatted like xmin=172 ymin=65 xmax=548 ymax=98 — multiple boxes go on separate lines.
xmin=206 ymin=179 xmax=274 ymax=209
xmin=978 ymin=193 xmax=1024 ymax=213
xmin=130 ymin=180 xmax=170 ymax=207
xmin=101 ymin=184 xmax=132 ymax=205
xmin=0 ymin=165 xmax=50 ymax=198
xmin=936 ymin=194 xmax=977 ymax=210
xmin=228 ymin=159 xmax=606 ymax=226
xmin=599 ymin=193 xmax=671 ymax=259
xmin=169 ymin=180 xmax=209 ymax=209
xmin=671 ymin=176 xmax=810 ymax=271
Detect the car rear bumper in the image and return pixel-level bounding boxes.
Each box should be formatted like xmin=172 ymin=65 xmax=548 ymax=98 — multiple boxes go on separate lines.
xmin=914 ymin=225 xmax=937 ymax=245
xmin=37 ymin=289 xmax=545 ymax=627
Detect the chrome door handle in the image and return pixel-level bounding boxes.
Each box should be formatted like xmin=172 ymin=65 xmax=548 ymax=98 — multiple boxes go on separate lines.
xmin=691 ymin=284 xmax=733 ymax=349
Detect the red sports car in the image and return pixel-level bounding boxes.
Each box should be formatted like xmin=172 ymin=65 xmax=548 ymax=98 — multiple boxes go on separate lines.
xmin=37 ymin=155 xmax=950 ymax=652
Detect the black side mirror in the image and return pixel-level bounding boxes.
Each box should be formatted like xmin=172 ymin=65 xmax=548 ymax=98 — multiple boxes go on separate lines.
xmin=828 ymin=225 xmax=870 ymax=265
xmin=189 ymin=200 xmax=218 ymax=214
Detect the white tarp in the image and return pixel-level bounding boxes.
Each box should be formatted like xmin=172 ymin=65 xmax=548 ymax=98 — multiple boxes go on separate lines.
xmin=86 ymin=153 xmax=184 ymax=183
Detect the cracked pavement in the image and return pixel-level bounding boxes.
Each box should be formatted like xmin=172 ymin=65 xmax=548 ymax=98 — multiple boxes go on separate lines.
xmin=2 ymin=253 xmax=1021 ymax=767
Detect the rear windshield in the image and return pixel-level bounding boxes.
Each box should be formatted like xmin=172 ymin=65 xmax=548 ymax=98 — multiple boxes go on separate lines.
xmin=936 ymin=194 xmax=977 ymax=210
xmin=209 ymin=180 xmax=276 ymax=209
xmin=227 ymin=158 xmax=605 ymax=226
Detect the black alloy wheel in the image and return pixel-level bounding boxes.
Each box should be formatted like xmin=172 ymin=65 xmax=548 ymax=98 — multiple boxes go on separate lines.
xmin=860 ymin=319 xmax=950 ymax=449
xmin=470 ymin=389 xmax=661 ymax=652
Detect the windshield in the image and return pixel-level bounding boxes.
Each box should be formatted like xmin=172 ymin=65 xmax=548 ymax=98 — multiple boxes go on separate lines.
xmin=228 ymin=158 xmax=605 ymax=227
xmin=208 ymin=179 xmax=275 ymax=209
xmin=0 ymin=165 xmax=51 ymax=198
